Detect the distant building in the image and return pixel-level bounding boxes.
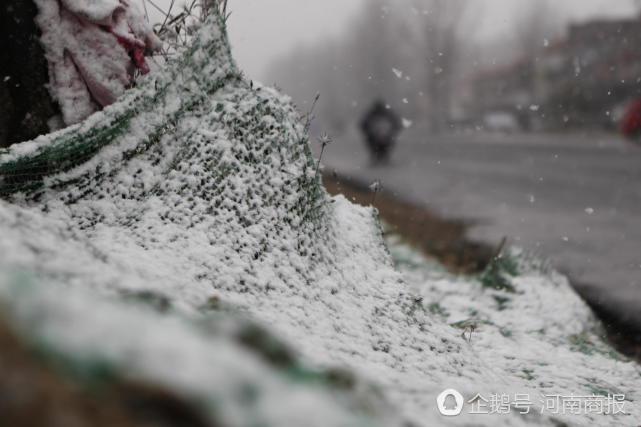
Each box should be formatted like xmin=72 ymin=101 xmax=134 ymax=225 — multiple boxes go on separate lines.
xmin=468 ymin=12 xmax=641 ymax=131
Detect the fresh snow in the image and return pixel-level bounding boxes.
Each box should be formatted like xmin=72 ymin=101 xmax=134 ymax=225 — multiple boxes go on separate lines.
xmin=0 ymin=11 xmax=639 ymax=427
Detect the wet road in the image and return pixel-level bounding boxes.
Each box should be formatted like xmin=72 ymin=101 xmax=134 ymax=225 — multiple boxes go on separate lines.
xmin=322 ymin=129 xmax=641 ymax=329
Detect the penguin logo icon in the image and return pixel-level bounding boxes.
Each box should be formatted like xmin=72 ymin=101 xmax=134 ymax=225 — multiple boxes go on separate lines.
xmin=437 ymin=389 xmax=464 ymax=416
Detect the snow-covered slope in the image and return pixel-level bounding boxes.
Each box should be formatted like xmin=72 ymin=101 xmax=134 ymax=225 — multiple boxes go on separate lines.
xmin=0 ymin=12 xmax=638 ymax=427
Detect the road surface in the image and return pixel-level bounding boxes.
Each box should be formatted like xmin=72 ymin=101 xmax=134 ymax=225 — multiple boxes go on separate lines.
xmin=322 ymin=128 xmax=641 ymax=330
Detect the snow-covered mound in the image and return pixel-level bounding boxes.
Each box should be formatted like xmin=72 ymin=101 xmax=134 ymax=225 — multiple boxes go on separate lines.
xmin=0 ymin=13 xmax=639 ymax=427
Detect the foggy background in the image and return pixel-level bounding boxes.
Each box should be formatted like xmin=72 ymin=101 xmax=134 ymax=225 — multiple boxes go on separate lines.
xmin=226 ymin=0 xmax=639 ymax=79
xmin=218 ymin=0 xmax=641 ymax=135
xmin=151 ymin=1 xmax=641 ymax=133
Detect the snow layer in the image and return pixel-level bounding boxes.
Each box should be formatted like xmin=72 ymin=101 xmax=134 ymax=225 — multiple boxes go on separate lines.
xmin=0 ymin=12 xmax=639 ymax=427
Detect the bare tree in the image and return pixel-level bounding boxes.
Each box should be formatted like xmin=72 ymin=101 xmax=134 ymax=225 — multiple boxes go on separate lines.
xmin=265 ymin=0 xmax=477 ymax=136
xmin=266 ymin=0 xmax=419 ymax=134
xmin=514 ymin=0 xmax=563 ymax=95
xmin=516 ymin=0 xmax=563 ymax=56
xmin=414 ymin=0 xmax=472 ymax=132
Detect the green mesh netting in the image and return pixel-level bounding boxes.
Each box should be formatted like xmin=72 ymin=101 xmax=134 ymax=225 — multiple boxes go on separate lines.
xmin=0 ymin=14 xmax=323 ymax=226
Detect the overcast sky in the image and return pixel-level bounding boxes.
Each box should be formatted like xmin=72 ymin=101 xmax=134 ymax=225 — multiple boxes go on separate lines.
xmin=152 ymin=1 xmax=640 ymax=80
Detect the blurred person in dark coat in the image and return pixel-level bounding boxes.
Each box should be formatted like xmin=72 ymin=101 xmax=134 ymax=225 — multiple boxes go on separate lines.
xmin=359 ymin=100 xmax=402 ymax=164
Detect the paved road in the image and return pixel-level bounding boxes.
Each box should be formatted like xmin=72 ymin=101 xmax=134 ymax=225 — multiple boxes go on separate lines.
xmin=322 ymin=128 xmax=641 ymax=329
